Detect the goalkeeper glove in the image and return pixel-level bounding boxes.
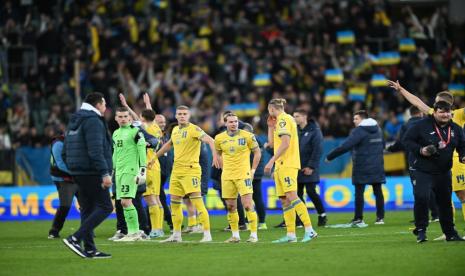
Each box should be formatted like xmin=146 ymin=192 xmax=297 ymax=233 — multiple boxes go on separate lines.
xmin=135 ymin=167 xmax=147 ymax=185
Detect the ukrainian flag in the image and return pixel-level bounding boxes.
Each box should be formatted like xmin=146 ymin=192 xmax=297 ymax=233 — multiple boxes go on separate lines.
xmin=325 ymin=89 xmax=344 ymax=103
xmin=253 ymin=73 xmax=271 ymax=87
xmin=337 ymin=30 xmax=355 ymax=44
xmin=448 ymin=83 xmax=465 ymax=96
xmin=325 ymin=69 xmax=344 ymax=82
xmin=349 ymin=86 xmax=367 ymax=102
xmin=227 ymin=103 xmax=260 ymax=117
xmin=399 ymin=38 xmax=416 ymax=52
xmin=371 ymin=74 xmax=388 ymax=87
xmin=373 ymin=52 xmax=400 ymax=66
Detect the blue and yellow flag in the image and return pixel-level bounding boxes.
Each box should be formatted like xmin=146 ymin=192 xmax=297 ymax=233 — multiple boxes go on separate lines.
xmin=337 ymin=30 xmax=355 ymax=44
xmin=349 ymin=86 xmax=367 ymax=102
xmin=373 ymin=52 xmax=400 ymax=66
xmin=371 ymin=74 xmax=388 ymax=87
xmin=448 ymin=83 xmax=465 ymax=96
xmin=399 ymin=38 xmax=416 ymax=52
xmin=227 ymin=103 xmax=260 ymax=117
xmin=253 ymin=73 xmax=271 ymax=86
xmin=325 ymin=69 xmax=344 ymax=82
xmin=325 ymin=89 xmax=344 ymax=103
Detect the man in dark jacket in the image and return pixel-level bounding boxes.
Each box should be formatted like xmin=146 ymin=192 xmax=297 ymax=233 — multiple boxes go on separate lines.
xmin=402 ymin=101 xmax=465 ymax=242
xmin=294 ymin=109 xmax=327 ymax=226
xmin=387 ymin=106 xmax=439 ymax=222
xmin=156 ymin=114 xmax=173 ymax=229
xmin=243 ymin=123 xmax=267 ymax=229
xmin=326 ymin=110 xmax=386 ymax=225
xmin=62 ymin=92 xmax=113 ymax=259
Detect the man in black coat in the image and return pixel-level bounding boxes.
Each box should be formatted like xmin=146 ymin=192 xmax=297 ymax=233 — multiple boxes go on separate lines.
xmin=387 ymin=106 xmax=439 ymax=222
xmin=294 ymin=109 xmax=327 ymax=226
xmin=326 ymin=110 xmax=386 ymax=225
xmin=62 ymin=92 xmax=113 ymax=259
xmin=402 ymin=101 xmax=465 ymax=242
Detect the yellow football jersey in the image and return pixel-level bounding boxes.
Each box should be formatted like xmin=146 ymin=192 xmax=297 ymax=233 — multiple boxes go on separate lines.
xmin=273 ymin=112 xmax=301 ymax=170
xmin=146 ymin=123 xmax=162 ymax=171
xmin=171 ymin=123 xmax=205 ymax=175
xmin=215 ymin=129 xmax=259 ymax=180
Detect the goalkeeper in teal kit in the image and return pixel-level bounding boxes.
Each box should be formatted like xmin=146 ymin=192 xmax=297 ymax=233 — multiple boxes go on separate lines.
xmin=112 ymin=107 xmax=147 ymax=242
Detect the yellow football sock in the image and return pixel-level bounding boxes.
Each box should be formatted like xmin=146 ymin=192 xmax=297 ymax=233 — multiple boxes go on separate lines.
xmin=188 ymin=215 xmax=197 ymax=227
xmin=149 ymin=205 xmax=161 ymax=230
xmin=159 ymin=206 xmax=164 ymax=230
xmin=246 ymin=209 xmax=258 ymax=233
xmin=227 ymin=210 xmax=239 ymax=232
xmin=292 ymin=199 xmax=312 ymax=227
xmin=171 ymin=199 xmax=183 ymax=232
xmin=452 ymin=201 xmax=456 ymax=222
xmin=283 ymin=205 xmax=296 ymax=234
xmin=190 ymin=196 xmax=210 ymax=231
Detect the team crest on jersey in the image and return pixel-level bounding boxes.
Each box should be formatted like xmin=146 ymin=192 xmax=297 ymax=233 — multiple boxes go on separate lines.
xmin=279 ymin=121 xmax=286 ymax=128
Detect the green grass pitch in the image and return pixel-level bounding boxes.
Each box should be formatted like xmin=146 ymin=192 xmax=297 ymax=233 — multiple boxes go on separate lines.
xmin=0 ymin=211 xmax=464 ymax=276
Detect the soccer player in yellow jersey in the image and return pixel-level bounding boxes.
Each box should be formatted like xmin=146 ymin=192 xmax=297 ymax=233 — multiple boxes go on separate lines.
xmin=265 ymin=98 xmax=318 ymax=243
xmin=389 ymin=80 xmax=465 ymax=236
xmin=156 ymin=105 xmax=220 ymax=242
xmin=140 ymin=109 xmax=165 ymax=238
xmin=215 ymin=113 xmax=261 ymax=243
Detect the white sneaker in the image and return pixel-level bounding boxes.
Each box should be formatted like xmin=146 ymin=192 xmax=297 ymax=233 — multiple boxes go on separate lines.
xmin=199 ymin=235 xmax=212 ymax=243
xmin=139 ymin=231 xmax=150 ymax=240
xmin=160 ymin=234 xmax=182 ymax=243
xmin=433 ymin=234 xmax=446 ymax=241
xmin=246 ymin=236 xmax=258 ymax=243
xmin=108 ymin=230 xmax=125 ymax=241
xmin=149 ymin=230 xmax=164 ymax=238
xmin=191 ymin=225 xmax=204 ymax=234
xmin=115 ymin=232 xmax=142 ymax=242
xmin=182 ymin=226 xmax=195 ymax=234
xmin=224 ymin=236 xmax=240 ymax=243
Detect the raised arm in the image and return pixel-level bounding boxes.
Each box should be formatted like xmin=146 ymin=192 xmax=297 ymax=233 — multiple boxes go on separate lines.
xmin=119 ymin=93 xmax=140 ymax=121
xmin=387 ymin=80 xmax=431 ymax=114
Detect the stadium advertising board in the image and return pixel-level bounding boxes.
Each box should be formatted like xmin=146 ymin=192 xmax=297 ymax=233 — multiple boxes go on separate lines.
xmin=0 ymin=177 xmax=460 ymax=221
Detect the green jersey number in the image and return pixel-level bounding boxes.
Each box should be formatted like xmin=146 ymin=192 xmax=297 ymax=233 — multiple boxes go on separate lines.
xmin=116 ymin=140 xmax=123 ymax=147
xmin=121 ymin=184 xmax=130 ymax=193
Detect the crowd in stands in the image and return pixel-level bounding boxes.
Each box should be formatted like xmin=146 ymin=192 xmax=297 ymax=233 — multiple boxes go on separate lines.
xmin=1 ymin=0 xmax=464 ymax=150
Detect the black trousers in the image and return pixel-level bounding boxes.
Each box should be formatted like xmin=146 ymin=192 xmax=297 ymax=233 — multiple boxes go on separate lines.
xmin=133 ymin=192 xmax=149 ymax=234
xmin=297 ymin=181 xmax=326 ymax=215
xmin=354 ymin=183 xmax=385 ymax=220
xmin=49 ymin=180 xmax=79 ymax=235
xmin=412 ymin=170 xmax=457 ymax=237
xmin=408 ymin=170 xmax=439 ymax=219
xmin=114 ymin=199 xmax=127 ymax=234
xmin=73 ymin=175 xmax=113 ymax=252
xmin=252 ymin=178 xmax=266 ymax=223
xmin=160 ymin=174 xmax=172 ymax=226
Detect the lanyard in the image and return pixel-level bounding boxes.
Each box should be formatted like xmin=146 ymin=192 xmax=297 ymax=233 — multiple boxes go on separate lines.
xmin=434 ymin=124 xmax=451 ymax=146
